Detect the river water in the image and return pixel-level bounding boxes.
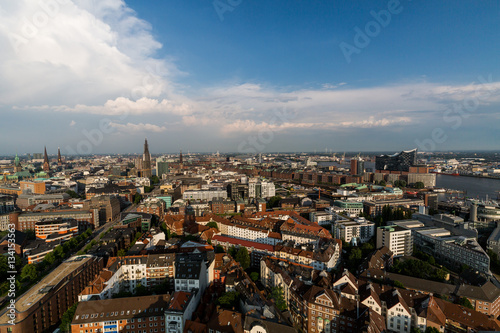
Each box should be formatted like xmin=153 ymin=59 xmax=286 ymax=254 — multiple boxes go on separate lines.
xmin=314 ymin=162 xmax=500 ymax=200
xmin=435 ymin=174 xmax=500 ymax=200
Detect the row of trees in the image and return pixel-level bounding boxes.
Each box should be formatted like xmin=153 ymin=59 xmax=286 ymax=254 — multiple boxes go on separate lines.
xmin=373 ymin=180 xmax=424 ymax=189
xmin=1 ymin=228 xmax=93 ymax=297
xmin=389 ymin=258 xmax=448 ymax=283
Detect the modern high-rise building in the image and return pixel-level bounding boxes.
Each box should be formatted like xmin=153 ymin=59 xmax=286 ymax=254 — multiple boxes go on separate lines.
xmin=156 ymin=157 xmax=169 ymax=178
xmin=375 ymin=148 xmax=417 ymax=171
xmin=350 ymin=158 xmax=358 ymax=176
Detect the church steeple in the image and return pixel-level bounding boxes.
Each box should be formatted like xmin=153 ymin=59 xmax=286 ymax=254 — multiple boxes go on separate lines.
xmin=43 ymin=146 xmax=50 ymax=172
xmin=57 ymin=147 xmax=62 ymax=166
xmin=142 ymin=138 xmax=152 ymax=178
xmin=179 ymin=149 xmax=183 ymax=164
xmin=14 ymin=153 xmax=21 ymax=173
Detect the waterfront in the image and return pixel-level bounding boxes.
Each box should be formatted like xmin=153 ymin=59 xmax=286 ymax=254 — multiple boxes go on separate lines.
xmin=436 ymin=174 xmax=500 ymax=200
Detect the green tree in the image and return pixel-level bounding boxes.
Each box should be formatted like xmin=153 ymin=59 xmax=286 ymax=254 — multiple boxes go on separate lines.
xmin=60 ymin=303 xmax=78 ymax=332
xmin=235 ymin=247 xmax=250 ymax=270
xmin=349 ymin=247 xmax=362 ymax=261
xmin=20 ymin=264 xmax=37 ymax=282
xmin=0 ymin=256 xmax=9 ymax=281
xmin=250 ymin=272 xmax=259 ymax=282
xmin=228 ymin=246 xmax=237 ymax=258
xmin=44 ymin=251 xmax=56 ymax=265
xmin=379 ymin=180 xmax=386 ymax=186
xmin=66 ymin=190 xmax=81 ymax=198
xmin=25 ymin=229 xmax=36 ymax=240
xmin=361 ymin=242 xmax=374 ymax=254
xmin=150 ymin=175 xmax=160 ymax=185
xmin=458 ymin=297 xmax=474 ymax=309
xmin=117 ymin=249 xmax=126 ymax=257
xmin=410 ymin=327 xmax=422 ymax=333
xmin=414 ymin=181 xmax=425 ymax=189
xmin=54 ymin=245 xmax=65 ymax=259
xmin=394 ymin=280 xmax=405 ymax=289
xmin=269 ymin=286 xmax=287 ymax=311
xmin=133 ymin=193 xmax=142 ymax=204
xmin=217 ymin=291 xmax=240 ymax=309
xmin=206 ymin=222 xmax=219 ymax=230
xmin=425 ymin=327 xmax=440 ymax=333
xmin=268 ymin=196 xmax=282 ymax=208
xmin=135 ymin=283 xmax=149 ymax=296
xmin=215 ymin=245 xmax=225 ymax=253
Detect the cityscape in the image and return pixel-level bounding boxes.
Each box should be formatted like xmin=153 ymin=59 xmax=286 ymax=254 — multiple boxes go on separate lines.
xmin=1 ymin=1 xmax=500 ymax=333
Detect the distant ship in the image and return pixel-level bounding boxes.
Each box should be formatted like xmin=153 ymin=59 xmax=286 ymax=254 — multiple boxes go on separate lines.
xmin=430 ymin=170 xmax=460 ymax=176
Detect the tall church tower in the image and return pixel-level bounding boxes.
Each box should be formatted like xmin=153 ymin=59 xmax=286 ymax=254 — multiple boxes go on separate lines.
xmin=14 ymin=154 xmax=22 ymax=173
xmin=179 ymin=149 xmax=183 ymax=164
xmin=57 ymin=147 xmax=63 ymax=166
xmin=142 ymin=139 xmax=152 ymax=178
xmin=43 ymin=146 xmax=50 ymax=172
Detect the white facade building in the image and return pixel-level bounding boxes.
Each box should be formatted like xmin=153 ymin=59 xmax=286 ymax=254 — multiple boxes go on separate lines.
xmin=335 ymin=218 xmax=375 ymax=245
xmin=376 ymin=225 xmax=413 ymax=257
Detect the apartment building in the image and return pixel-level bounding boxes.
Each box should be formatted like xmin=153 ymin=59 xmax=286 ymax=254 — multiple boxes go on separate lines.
xmin=274 ymin=239 xmax=342 ymax=271
xmin=248 ymin=178 xmax=275 ymax=198
xmin=182 ymin=189 xmax=227 ymax=201
xmin=363 ymin=199 xmax=424 ymax=217
xmin=79 ymin=254 xmax=176 ymax=301
xmin=35 ymin=218 xmax=79 ymax=241
xmin=376 ymin=225 xmax=413 ymax=257
xmin=71 ymin=295 xmax=170 ymax=333
xmin=0 ymin=195 xmax=15 ymax=213
xmin=0 ymin=255 xmax=103 ymax=333
xmin=416 ymin=230 xmax=490 ymax=274
xmin=11 ymin=210 xmax=95 ymax=231
xmin=335 ymin=218 xmax=375 ymax=244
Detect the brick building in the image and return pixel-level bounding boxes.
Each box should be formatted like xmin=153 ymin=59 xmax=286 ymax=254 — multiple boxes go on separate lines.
xmin=0 ymin=255 xmax=103 ymax=333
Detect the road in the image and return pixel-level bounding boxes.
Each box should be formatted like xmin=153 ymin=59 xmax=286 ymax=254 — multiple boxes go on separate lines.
xmin=89 ymin=203 xmax=137 ymax=243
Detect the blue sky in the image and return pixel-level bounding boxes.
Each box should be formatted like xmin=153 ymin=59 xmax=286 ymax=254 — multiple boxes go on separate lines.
xmin=0 ymin=0 xmax=499 ymax=155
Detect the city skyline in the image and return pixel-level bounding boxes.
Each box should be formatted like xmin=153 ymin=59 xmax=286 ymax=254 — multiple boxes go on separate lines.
xmin=1 ymin=1 xmax=499 ymax=154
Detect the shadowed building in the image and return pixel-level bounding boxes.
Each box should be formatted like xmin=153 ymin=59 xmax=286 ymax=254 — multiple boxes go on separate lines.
xmin=375 ymin=148 xmax=417 ymax=172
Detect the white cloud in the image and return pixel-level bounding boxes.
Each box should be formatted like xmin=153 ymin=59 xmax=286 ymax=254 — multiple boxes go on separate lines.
xmin=0 ymin=0 xmax=180 ymax=107
xmin=109 ymin=121 xmax=167 ymax=133
xmin=1 ymin=0 xmax=499 ymax=152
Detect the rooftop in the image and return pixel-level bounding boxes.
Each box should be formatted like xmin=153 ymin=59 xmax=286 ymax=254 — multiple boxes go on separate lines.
xmin=1 ymin=255 xmax=94 ymax=320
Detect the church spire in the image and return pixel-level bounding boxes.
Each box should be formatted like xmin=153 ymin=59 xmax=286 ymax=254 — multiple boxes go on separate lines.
xmin=180 ymin=149 xmax=183 ymax=164
xmin=142 ymin=138 xmax=152 ymax=178
xmin=43 ymin=146 xmax=50 ymax=172
xmin=57 ymin=147 xmax=62 ymax=166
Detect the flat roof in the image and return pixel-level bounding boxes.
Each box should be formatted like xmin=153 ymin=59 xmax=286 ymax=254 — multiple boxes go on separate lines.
xmin=416 ymin=228 xmax=451 ymax=237
xmin=0 ymin=256 xmax=93 ymax=321
xmin=391 ymin=220 xmax=425 ymax=229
